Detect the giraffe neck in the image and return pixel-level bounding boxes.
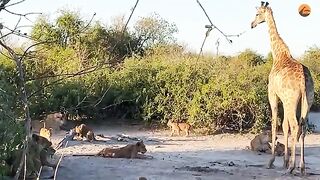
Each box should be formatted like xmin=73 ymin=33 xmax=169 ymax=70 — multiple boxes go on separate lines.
xmin=265 ymin=8 xmax=292 ymax=64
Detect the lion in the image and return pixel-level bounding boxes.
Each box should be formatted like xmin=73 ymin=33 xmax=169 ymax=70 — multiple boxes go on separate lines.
xmin=167 ymin=119 xmax=191 ymax=136
xmin=86 ymin=130 xmax=95 ymax=142
xmin=32 ymin=134 xmax=57 ymax=169
xmin=274 ymin=141 xmax=290 ymax=156
xmin=74 ymin=123 xmax=96 ymax=142
xmin=44 ymin=112 xmax=66 ymax=133
xmin=40 ymin=127 xmax=53 ymax=142
xmin=250 ymin=130 xmax=273 ymax=153
xmin=6 ymin=134 xmax=57 ymax=179
xmin=73 ymin=141 xmax=148 ymax=159
xmin=31 ymin=112 xmax=66 ymax=133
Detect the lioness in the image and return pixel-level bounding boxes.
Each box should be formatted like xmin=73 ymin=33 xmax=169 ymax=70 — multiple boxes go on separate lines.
xmin=250 ymin=130 xmax=273 ymax=153
xmin=44 ymin=112 xmax=66 ymax=132
xmin=74 ymin=123 xmax=96 ymax=142
xmin=6 ymin=134 xmax=57 ymax=178
xmin=32 ymin=134 xmax=57 ymax=169
xmin=167 ymin=119 xmax=191 ymax=136
xmin=32 ymin=112 xmax=66 ymax=133
xmin=73 ymin=141 xmax=147 ymax=159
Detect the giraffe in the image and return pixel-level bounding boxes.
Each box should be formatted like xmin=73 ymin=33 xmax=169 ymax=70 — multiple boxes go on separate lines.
xmin=251 ymin=1 xmax=314 ymax=175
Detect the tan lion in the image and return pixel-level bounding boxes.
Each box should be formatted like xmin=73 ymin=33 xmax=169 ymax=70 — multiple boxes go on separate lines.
xmin=73 ymin=141 xmax=148 ymax=159
xmin=40 ymin=127 xmax=53 ymax=142
xmin=250 ymin=130 xmax=273 ymax=153
xmin=44 ymin=112 xmax=66 ymax=133
xmin=74 ymin=123 xmax=96 ymax=142
xmin=274 ymin=141 xmax=290 ymax=156
xmin=167 ymin=119 xmax=191 ymax=136
xmin=32 ymin=134 xmax=57 ymax=168
xmin=6 ymin=134 xmax=57 ymax=178
xmin=32 ymin=112 xmax=66 ymax=133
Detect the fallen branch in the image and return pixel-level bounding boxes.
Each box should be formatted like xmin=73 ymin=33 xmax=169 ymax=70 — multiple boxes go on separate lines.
xmin=36 ymin=166 xmax=43 ymax=180
xmin=116 ymin=134 xmax=142 ymax=141
xmin=54 ymin=141 xmax=68 ymax=180
xmin=55 ymin=129 xmax=76 ymax=150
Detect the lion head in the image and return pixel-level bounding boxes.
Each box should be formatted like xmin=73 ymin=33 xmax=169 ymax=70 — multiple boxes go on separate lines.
xmin=136 ymin=141 xmax=147 ymax=154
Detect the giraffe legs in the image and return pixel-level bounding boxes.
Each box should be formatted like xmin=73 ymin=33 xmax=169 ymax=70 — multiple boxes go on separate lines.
xmin=299 ymin=91 xmax=311 ymax=176
xmin=282 ymin=117 xmax=289 ymax=169
xmin=300 ymin=119 xmax=306 ymax=176
xmin=267 ymin=93 xmax=278 ymax=169
xmin=287 ymin=113 xmax=299 ymax=174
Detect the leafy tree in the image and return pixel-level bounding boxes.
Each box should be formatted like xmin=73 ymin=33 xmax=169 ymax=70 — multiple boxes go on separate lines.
xmin=134 ymin=13 xmax=178 ymax=49
xmin=237 ymin=49 xmax=265 ymax=66
xmin=301 ymin=47 xmax=320 ymax=110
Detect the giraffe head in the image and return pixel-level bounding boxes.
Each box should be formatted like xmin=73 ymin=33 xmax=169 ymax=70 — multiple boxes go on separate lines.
xmin=251 ymin=1 xmax=270 ymax=29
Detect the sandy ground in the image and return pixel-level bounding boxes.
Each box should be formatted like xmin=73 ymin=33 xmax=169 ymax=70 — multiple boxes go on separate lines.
xmin=40 ymin=113 xmax=320 ymax=180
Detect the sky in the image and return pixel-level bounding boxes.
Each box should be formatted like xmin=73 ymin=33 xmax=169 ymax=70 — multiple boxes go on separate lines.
xmin=1 ymin=0 xmax=320 ymax=57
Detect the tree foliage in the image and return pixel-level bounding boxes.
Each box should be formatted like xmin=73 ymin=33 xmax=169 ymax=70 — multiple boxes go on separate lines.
xmin=0 ymin=55 xmax=24 ymax=176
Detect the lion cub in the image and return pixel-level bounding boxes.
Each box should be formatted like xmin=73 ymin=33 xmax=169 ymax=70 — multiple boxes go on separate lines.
xmin=274 ymin=141 xmax=290 ymax=156
xmin=250 ymin=130 xmax=272 ymax=153
xmin=74 ymin=123 xmax=95 ymax=142
xmin=39 ymin=120 xmax=53 ymax=141
xmin=40 ymin=127 xmax=53 ymax=142
xmin=167 ymin=119 xmax=191 ymax=136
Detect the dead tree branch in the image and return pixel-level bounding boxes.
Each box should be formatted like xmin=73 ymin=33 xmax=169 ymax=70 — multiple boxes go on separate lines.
xmin=196 ymin=0 xmax=232 ymax=43
xmin=122 ymin=0 xmax=139 ymax=34
xmin=0 ymin=39 xmax=32 ymax=180
xmin=196 ymin=0 xmax=246 ymax=57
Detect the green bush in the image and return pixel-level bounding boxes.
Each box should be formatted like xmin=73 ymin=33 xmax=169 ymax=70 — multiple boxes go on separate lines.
xmin=301 ymin=47 xmax=320 ymax=110
xmin=118 ymin=51 xmax=272 ymax=133
xmin=0 ymin=56 xmax=24 ymax=176
xmin=23 ymin=45 xmax=320 ymax=135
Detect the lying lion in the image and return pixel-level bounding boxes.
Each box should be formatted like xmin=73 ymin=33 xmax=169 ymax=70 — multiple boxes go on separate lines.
xmin=73 ymin=141 xmax=148 ymax=159
xmin=167 ymin=119 xmax=191 ymax=136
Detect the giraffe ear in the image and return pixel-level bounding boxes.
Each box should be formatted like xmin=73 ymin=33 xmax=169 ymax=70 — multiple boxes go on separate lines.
xmin=264 ymin=2 xmax=269 ymax=7
xmin=261 ymin=1 xmax=265 ymax=7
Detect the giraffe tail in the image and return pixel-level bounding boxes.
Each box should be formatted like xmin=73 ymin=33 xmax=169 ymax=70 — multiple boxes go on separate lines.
xmin=298 ymin=82 xmax=311 ymax=140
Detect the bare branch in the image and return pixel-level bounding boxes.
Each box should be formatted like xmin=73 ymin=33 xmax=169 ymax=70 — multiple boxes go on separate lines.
xmin=122 ymin=0 xmax=139 ymax=34
xmin=0 ymin=0 xmax=10 ymax=11
xmin=197 ymin=25 xmax=214 ymax=59
xmin=94 ymin=86 xmax=111 ymax=107
xmin=196 ymin=0 xmax=233 ymax=44
xmin=0 ymin=39 xmax=32 ymax=180
xmin=4 ymin=0 xmax=24 ymax=8
xmin=3 ymin=8 xmax=41 ymax=22
xmin=79 ymin=12 xmax=96 ymax=33
xmin=102 ymin=94 xmax=141 ymax=110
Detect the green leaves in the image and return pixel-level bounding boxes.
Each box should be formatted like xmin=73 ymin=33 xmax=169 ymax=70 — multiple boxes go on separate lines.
xmin=0 ymin=55 xmax=24 ymax=177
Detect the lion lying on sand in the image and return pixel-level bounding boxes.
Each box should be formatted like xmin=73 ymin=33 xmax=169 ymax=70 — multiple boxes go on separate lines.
xmin=73 ymin=141 xmax=150 ymax=159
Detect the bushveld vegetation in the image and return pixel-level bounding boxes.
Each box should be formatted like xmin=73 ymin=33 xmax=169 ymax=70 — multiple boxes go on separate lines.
xmin=1 ymin=10 xmax=320 ymax=176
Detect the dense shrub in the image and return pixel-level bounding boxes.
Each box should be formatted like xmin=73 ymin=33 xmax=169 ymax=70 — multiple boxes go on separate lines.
xmin=301 ymin=47 xmax=320 ymax=110
xmin=117 ymin=51 xmax=273 ymax=133
xmin=24 ymin=45 xmax=320 ymax=135
xmin=0 ymin=55 xmax=24 ymax=176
